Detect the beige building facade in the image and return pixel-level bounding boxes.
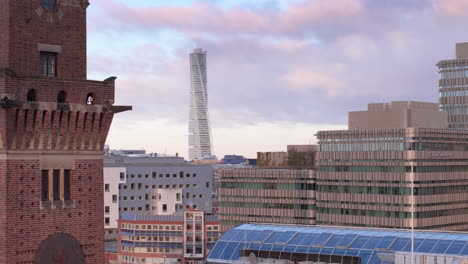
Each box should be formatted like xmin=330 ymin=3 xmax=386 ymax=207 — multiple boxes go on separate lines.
xmin=317 ymin=100 xmax=468 ymax=231
xmin=349 ymin=101 xmax=448 ymax=130
xmin=438 ymin=42 xmax=468 ymax=128
xmin=219 ymin=168 xmax=316 ymax=232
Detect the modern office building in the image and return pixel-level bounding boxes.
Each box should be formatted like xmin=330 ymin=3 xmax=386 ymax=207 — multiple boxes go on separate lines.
xmin=438 ymin=42 xmax=468 ymax=129
xmin=189 ymin=48 xmax=213 ymax=161
xmin=207 ymin=223 xmax=468 ymax=264
xmin=316 ymin=101 xmax=468 ymax=231
xmin=219 ymin=168 xmax=316 ymax=232
xmin=107 ymin=209 xmax=220 ymax=264
xmin=103 ymin=153 xmax=215 ymax=238
xmin=0 ymin=1 xmax=130 ymax=263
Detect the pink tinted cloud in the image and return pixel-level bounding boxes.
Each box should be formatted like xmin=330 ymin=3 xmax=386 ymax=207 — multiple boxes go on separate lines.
xmin=96 ymin=0 xmax=365 ymax=37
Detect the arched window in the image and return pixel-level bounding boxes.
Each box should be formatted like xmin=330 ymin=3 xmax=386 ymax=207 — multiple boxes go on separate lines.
xmin=27 ymin=89 xmax=36 ymax=102
xmin=86 ymin=93 xmax=94 ymax=105
xmin=57 ymin=91 xmax=66 ymax=103
xmin=41 ymin=0 xmax=56 ymax=12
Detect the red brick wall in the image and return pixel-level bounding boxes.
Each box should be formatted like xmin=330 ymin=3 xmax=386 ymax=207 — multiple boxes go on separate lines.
xmin=2 ymin=159 xmax=105 ymax=263
xmin=7 ymin=0 xmax=87 ymax=79
xmin=0 ymin=1 xmax=9 ymax=69
xmin=0 ymin=1 xmax=120 ymax=263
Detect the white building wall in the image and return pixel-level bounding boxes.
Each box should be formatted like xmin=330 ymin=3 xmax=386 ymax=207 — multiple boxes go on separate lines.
xmin=104 ymin=167 xmax=127 ymax=232
xmin=155 ymin=188 xmax=183 ymax=215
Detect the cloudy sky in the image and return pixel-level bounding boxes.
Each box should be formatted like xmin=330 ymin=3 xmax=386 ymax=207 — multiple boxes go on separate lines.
xmin=88 ymin=0 xmax=468 ymax=159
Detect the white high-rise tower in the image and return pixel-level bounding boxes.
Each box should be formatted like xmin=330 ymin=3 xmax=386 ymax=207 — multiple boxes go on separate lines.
xmin=189 ymin=48 xmax=213 ymax=161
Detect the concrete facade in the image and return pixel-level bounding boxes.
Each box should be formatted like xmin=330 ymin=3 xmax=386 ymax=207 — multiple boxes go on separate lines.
xmin=348 ymin=101 xmax=448 ymax=130
xmin=438 ymin=43 xmax=468 ymax=128
xmin=104 ymin=167 xmax=127 ymax=240
xmin=0 ymin=1 xmax=129 ymax=263
xmin=104 ymin=156 xmax=214 ymax=220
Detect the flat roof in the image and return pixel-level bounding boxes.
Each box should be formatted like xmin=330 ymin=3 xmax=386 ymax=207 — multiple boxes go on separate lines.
xmin=207 ymin=223 xmax=468 ymax=264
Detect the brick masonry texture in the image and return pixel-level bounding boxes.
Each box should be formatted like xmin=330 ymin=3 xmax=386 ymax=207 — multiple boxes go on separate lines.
xmin=0 ymin=0 xmax=121 ymax=263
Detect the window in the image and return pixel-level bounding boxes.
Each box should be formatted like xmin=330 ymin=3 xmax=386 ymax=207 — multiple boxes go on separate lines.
xmin=64 ymin=170 xmax=70 ymax=201
xmin=27 ymin=89 xmax=37 ymax=102
xmin=57 ymin=91 xmax=66 ymax=103
xmin=41 ymin=170 xmax=49 ymax=201
xmin=120 ymin=172 xmax=125 ymax=181
xmin=41 ymin=0 xmax=56 ymax=12
xmin=86 ymin=93 xmax=94 ymax=105
xmin=105 ymin=206 xmax=110 ymax=214
xmin=162 ymin=204 xmax=167 ymax=212
xmin=193 ymin=173 xmax=197 ymax=177
xmin=105 ymin=217 xmax=110 ymax=225
xmin=206 ymin=182 xmax=210 ymax=188
xmin=180 ymin=172 xmax=184 ymax=178
xmin=40 ymin=51 xmax=56 ymax=77
xmin=145 ymin=204 xmax=150 ymax=211
xmin=173 ymin=174 xmax=176 ymax=178
xmin=112 ymin=195 xmax=117 ymax=203
xmin=176 ymin=193 xmax=181 ymax=201
xmin=152 ymin=172 xmax=157 ymax=178
xmin=53 ymin=170 xmax=60 ymax=201
xmin=104 ymin=184 xmax=110 ymax=192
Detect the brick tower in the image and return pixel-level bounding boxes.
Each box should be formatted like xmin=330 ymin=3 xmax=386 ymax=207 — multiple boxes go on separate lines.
xmin=0 ymin=0 xmax=130 ymax=263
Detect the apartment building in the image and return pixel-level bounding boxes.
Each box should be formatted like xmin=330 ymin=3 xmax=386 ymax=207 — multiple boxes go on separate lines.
xmin=111 ymin=209 xmax=220 ymax=264
xmin=104 ymin=153 xmax=215 ymax=238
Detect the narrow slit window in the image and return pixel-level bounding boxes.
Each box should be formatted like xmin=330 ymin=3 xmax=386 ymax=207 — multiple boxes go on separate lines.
xmin=64 ymin=169 xmax=71 ymax=200
xmin=41 ymin=170 xmax=49 ymax=201
xmin=53 ymin=170 xmax=60 ymax=201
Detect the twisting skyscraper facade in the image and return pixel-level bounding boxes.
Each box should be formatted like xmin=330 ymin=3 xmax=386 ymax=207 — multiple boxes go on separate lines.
xmin=189 ymin=48 xmax=213 ymax=161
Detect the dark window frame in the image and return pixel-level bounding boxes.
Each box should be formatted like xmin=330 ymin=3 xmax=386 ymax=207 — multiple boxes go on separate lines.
xmin=40 ymin=51 xmax=57 ymax=77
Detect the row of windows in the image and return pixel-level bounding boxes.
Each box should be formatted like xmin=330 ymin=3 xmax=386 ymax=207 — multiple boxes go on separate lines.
xmin=319 ymin=207 xmax=468 ymax=219
xmin=220 ymin=202 xmax=316 ymax=210
xmin=321 ymin=142 xmax=468 ymax=152
xmin=122 ymin=235 xmax=182 ymax=242
xmin=318 ymin=207 xmax=412 ymax=219
xmin=440 ymin=69 xmax=468 ymax=79
xmin=26 ymin=89 xmax=94 ymax=105
xmin=120 ymin=193 xmax=200 ymax=201
xmin=321 ymin=137 xmax=405 ymax=142
xmin=440 ymin=90 xmax=468 ymax=98
xmin=41 ymin=169 xmax=71 ymax=201
xmin=319 ymin=165 xmax=468 ymax=173
xmin=120 ymin=204 xmax=199 ymax=212
xmin=119 ymin=183 xmax=209 ymax=190
xmin=440 ymin=107 xmax=468 ymax=115
xmin=318 ymin=184 xmax=468 ymax=195
xmin=126 ymin=172 xmax=198 ymax=179
xmin=221 ymin=182 xmax=315 ymax=190
xmin=121 ymin=223 xmax=219 ymax=231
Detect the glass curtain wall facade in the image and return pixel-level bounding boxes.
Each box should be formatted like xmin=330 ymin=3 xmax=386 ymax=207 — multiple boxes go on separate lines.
xmin=189 ymin=48 xmax=213 ymax=161
xmin=316 ymin=128 xmax=468 ymax=231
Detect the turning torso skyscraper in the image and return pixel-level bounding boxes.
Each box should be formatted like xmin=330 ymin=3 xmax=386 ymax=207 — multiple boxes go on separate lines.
xmin=189 ymin=48 xmax=213 ymax=161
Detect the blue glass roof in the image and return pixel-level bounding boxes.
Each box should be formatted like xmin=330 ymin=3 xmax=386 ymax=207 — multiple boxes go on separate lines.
xmin=207 ymin=224 xmax=468 ymax=264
